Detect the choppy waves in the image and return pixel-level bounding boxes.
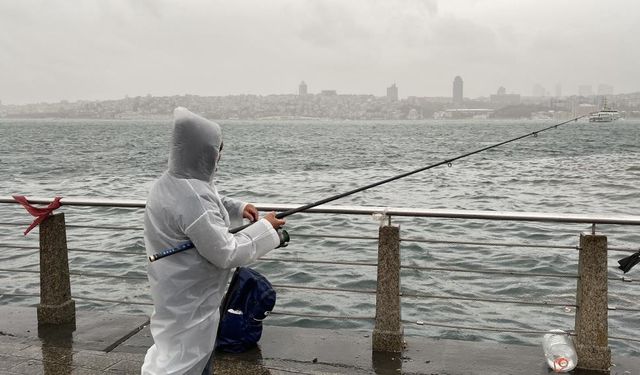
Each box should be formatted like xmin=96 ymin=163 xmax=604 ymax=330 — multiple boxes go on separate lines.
xmin=1 ymin=118 xmax=639 ymax=356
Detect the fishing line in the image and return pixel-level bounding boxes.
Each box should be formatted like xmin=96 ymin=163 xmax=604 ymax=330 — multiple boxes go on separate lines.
xmin=149 ymin=115 xmax=587 ymax=262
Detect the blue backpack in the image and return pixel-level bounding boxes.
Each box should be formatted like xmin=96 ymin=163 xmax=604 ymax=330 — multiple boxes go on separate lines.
xmin=215 ymin=267 xmax=276 ymax=353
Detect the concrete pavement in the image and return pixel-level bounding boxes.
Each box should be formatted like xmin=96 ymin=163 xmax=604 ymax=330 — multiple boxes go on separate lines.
xmin=0 ymin=306 xmax=638 ymax=374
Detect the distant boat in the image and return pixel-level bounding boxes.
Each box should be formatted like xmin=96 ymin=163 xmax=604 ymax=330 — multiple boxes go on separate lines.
xmin=589 ymin=98 xmax=620 ymax=122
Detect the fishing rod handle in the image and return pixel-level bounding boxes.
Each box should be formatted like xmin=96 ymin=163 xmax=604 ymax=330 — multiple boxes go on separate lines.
xmin=148 ymin=222 xmax=250 ymax=261
xmin=230 ymin=211 xmax=289 ymax=233
xmin=148 ymin=241 xmax=195 ymax=262
xmin=149 ymin=223 xmax=289 ymax=262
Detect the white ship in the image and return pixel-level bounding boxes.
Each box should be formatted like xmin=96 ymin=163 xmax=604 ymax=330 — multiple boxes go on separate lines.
xmin=589 ymin=98 xmax=620 ymax=122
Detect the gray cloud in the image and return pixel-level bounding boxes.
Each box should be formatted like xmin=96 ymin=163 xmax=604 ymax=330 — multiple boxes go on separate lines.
xmin=0 ymin=0 xmax=638 ymax=104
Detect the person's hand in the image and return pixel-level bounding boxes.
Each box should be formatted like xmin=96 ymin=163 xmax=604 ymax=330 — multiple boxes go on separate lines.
xmin=243 ymin=204 xmax=259 ymax=222
xmin=264 ymin=211 xmax=285 ymax=230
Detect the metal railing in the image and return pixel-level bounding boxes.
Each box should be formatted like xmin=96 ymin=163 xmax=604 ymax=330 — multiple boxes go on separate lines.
xmin=3 ymin=196 xmax=640 ymax=224
xmin=1 ymin=196 xmax=639 ymax=371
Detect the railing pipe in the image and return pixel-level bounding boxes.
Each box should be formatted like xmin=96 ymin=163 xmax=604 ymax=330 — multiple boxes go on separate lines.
xmin=2 ymin=197 xmax=640 ymax=225
xmin=3 ymin=195 xmax=640 ymax=362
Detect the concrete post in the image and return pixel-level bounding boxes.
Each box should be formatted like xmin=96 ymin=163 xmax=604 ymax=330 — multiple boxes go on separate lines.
xmin=38 ymin=213 xmax=76 ymax=325
xmin=574 ymin=233 xmax=611 ymax=372
xmin=372 ymin=225 xmax=404 ymax=352
xmin=39 ymin=323 xmax=74 ymax=374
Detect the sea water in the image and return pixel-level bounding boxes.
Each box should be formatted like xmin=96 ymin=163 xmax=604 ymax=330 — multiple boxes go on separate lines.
xmin=1 ymin=118 xmax=639 ymax=356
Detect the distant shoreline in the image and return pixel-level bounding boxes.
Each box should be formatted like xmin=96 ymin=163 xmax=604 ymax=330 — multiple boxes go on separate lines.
xmin=2 ymin=92 xmax=639 ymax=121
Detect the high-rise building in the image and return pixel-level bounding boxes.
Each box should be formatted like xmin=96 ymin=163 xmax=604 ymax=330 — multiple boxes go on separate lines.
xmin=452 ymin=76 xmax=463 ymax=107
xmin=387 ymin=83 xmax=398 ymax=101
xmin=298 ymin=81 xmax=308 ymax=96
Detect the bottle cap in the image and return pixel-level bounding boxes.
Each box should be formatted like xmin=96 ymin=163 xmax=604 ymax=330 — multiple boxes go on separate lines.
xmin=554 ymin=357 xmax=569 ymax=371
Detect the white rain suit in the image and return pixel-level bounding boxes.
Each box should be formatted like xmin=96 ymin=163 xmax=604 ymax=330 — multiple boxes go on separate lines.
xmin=141 ymin=107 xmax=281 ymax=375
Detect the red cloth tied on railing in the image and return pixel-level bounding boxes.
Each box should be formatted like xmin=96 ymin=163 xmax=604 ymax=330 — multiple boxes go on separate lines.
xmin=12 ymin=195 xmax=63 ymax=235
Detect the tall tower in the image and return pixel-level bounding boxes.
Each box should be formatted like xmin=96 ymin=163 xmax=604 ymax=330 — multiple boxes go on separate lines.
xmin=298 ymin=81 xmax=308 ymax=96
xmin=453 ymin=76 xmax=463 ymax=107
xmin=387 ymin=83 xmax=398 ymax=101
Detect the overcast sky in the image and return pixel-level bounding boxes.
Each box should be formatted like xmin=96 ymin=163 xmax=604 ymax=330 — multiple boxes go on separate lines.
xmin=1 ymin=0 xmax=638 ymax=104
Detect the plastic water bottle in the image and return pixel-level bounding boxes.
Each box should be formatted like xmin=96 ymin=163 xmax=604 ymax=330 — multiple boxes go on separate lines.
xmin=542 ymin=330 xmax=578 ymax=372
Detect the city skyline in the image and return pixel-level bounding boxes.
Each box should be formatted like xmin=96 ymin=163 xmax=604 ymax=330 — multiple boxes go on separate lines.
xmin=5 ymin=84 xmax=639 ymax=120
xmin=1 ymin=0 xmax=639 ymax=105
xmin=1 ymin=76 xmax=631 ymax=107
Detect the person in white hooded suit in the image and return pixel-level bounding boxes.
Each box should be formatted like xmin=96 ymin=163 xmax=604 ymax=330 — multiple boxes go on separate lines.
xmin=142 ymin=107 xmax=286 ymax=375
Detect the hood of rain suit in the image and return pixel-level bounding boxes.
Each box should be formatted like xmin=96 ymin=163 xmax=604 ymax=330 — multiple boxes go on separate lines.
xmin=169 ymin=107 xmax=222 ymax=182
xmin=142 ymin=108 xmax=281 ymax=375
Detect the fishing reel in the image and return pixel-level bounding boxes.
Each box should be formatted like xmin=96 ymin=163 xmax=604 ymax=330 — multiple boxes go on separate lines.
xmin=276 ymin=228 xmax=290 ymax=248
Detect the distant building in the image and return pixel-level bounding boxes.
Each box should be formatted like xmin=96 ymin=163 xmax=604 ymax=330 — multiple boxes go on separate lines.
xmin=532 ymin=84 xmax=546 ymax=97
xmin=555 ymin=83 xmax=562 ymax=98
xmin=577 ymin=103 xmax=597 ymax=116
xmin=298 ymin=81 xmax=308 ymax=96
xmin=452 ymin=76 xmax=463 ymax=107
xmin=435 ymin=108 xmax=493 ymax=120
xmin=320 ymin=90 xmax=337 ymax=96
xmin=386 ymin=83 xmax=398 ymax=101
xmin=579 ymin=85 xmax=593 ymax=97
xmin=490 ymin=87 xmax=520 ymax=107
xmin=597 ymin=84 xmax=613 ymax=96
xmin=408 ymin=96 xmax=451 ymax=104
xmin=407 ymin=108 xmax=420 ymax=120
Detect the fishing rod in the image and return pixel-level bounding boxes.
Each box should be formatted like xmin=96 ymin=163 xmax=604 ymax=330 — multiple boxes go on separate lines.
xmin=149 ymin=115 xmax=587 ymax=262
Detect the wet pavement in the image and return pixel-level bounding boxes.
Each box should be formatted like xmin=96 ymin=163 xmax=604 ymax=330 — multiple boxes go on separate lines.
xmin=0 ymin=306 xmax=638 ymax=374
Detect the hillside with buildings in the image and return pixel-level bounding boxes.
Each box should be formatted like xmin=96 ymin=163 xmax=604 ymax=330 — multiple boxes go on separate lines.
xmin=2 ymin=79 xmax=639 ymax=120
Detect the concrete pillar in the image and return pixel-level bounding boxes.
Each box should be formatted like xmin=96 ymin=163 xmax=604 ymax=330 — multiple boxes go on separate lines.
xmin=575 ymin=233 xmax=611 ymax=372
xmin=38 ymin=213 xmax=76 ymax=325
xmin=39 ymin=323 xmax=74 ymax=374
xmin=372 ymin=225 xmax=404 ymax=352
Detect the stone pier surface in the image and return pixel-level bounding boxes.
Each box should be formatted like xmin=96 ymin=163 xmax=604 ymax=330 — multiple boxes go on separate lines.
xmin=1 ymin=306 xmax=639 ymax=374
